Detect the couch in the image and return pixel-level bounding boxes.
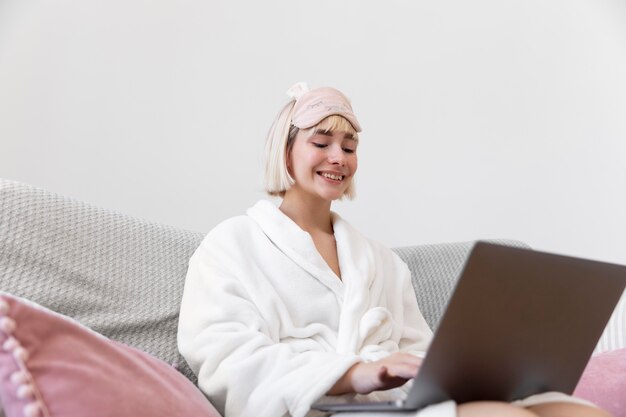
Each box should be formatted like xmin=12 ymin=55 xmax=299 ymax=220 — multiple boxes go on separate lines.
xmin=0 ymin=178 xmax=624 ymax=417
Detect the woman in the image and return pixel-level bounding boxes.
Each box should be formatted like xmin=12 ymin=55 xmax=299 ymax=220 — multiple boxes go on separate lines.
xmin=177 ymin=83 xmax=611 ymax=417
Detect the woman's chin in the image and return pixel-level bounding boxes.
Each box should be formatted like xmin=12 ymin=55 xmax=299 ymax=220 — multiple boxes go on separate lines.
xmin=320 ymin=190 xmax=346 ymax=202
xmin=289 ymin=183 xmax=347 ymax=203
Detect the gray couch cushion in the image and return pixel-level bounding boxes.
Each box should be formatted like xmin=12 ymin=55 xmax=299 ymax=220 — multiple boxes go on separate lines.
xmin=0 ymin=178 xmax=203 ymax=382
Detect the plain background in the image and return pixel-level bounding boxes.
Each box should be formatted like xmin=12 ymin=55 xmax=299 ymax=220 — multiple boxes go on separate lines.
xmin=1 ymin=0 xmax=625 ymax=264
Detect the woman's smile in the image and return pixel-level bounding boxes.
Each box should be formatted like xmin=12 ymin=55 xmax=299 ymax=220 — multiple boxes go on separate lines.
xmin=317 ymin=171 xmax=346 ymax=183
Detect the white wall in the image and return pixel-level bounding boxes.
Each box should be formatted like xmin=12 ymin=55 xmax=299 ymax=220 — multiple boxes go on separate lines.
xmin=1 ymin=0 xmax=625 ymax=264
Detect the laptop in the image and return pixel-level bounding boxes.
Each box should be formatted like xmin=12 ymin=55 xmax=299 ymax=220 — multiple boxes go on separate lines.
xmin=312 ymin=242 xmax=626 ymax=413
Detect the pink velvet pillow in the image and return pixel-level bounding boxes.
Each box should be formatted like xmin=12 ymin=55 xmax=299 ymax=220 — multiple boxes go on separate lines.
xmin=0 ymin=293 xmax=220 ymax=417
xmin=574 ymin=348 xmax=626 ymax=417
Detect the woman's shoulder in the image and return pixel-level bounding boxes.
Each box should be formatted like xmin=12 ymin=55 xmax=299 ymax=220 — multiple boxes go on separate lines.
xmin=194 ymin=217 xmax=256 ymax=255
xmin=333 ymin=213 xmax=406 ymax=268
xmin=201 ymin=215 xmax=256 ymax=246
xmin=208 ymin=214 xmax=254 ymax=235
xmin=196 ymin=200 xmax=279 ymax=251
xmin=189 ymin=217 xmax=259 ymax=269
xmin=367 ymin=236 xmax=408 ymax=270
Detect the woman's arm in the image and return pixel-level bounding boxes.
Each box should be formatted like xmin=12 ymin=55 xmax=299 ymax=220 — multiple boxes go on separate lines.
xmin=177 ymin=242 xmax=360 ymax=417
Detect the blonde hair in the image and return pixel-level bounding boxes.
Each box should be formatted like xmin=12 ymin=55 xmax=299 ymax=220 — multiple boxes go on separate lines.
xmin=264 ymin=101 xmax=359 ymax=200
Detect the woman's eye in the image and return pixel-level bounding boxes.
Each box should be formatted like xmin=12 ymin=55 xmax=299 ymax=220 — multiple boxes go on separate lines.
xmin=343 ymin=148 xmax=355 ymax=154
xmin=312 ymin=143 xmax=327 ymax=148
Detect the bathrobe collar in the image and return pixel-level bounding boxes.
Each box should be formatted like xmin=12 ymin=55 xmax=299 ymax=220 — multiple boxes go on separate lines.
xmin=246 ymin=200 xmax=374 ymax=302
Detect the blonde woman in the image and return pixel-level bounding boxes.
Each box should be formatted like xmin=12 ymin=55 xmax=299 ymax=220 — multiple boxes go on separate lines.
xmin=177 ymin=83 xmax=611 ymax=417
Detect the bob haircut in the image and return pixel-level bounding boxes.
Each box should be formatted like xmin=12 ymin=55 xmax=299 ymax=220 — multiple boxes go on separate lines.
xmin=264 ymin=100 xmax=360 ymax=200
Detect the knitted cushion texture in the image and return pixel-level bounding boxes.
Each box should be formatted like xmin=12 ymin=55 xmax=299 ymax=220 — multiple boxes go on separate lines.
xmin=0 ymin=179 xmax=203 ymax=382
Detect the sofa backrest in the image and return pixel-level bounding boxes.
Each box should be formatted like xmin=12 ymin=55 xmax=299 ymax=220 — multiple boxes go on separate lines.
xmin=0 ymin=178 xmax=203 ymax=381
xmin=1 ymin=178 xmax=528 ymax=383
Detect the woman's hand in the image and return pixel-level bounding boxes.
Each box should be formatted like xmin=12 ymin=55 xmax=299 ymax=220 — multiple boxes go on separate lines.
xmin=327 ymin=353 xmax=422 ymax=395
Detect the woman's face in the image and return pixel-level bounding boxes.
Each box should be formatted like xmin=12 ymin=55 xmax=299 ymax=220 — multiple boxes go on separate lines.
xmin=287 ymin=128 xmax=358 ymax=202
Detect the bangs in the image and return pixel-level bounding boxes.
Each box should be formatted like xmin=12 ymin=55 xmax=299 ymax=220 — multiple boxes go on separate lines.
xmin=303 ymin=115 xmax=359 ymax=140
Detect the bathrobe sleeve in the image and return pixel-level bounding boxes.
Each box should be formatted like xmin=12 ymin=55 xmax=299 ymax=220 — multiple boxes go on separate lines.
xmin=177 ymin=220 xmax=361 ymax=417
xmin=398 ymin=259 xmax=432 ymax=357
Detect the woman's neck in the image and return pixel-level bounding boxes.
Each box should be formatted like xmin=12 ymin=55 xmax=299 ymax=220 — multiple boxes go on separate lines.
xmin=279 ymin=191 xmax=334 ymax=235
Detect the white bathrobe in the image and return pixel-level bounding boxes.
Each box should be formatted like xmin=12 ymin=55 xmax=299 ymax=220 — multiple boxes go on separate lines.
xmin=177 ymin=200 xmax=433 ymax=417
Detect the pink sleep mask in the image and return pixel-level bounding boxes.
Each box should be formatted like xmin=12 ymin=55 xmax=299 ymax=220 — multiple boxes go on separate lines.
xmin=287 ymin=82 xmax=362 ymax=132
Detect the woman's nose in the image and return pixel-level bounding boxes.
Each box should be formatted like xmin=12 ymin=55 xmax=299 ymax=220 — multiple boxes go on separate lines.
xmin=328 ymin=146 xmax=346 ymax=165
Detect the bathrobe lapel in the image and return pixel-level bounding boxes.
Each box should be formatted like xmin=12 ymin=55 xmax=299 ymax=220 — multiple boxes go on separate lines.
xmin=333 ymin=214 xmax=381 ymax=354
xmin=247 ymin=200 xmax=345 ymax=299
xmin=247 ymin=200 xmax=385 ymax=355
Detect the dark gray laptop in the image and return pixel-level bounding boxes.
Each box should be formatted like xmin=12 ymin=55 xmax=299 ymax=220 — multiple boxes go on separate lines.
xmin=313 ymin=242 xmax=626 ymax=413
